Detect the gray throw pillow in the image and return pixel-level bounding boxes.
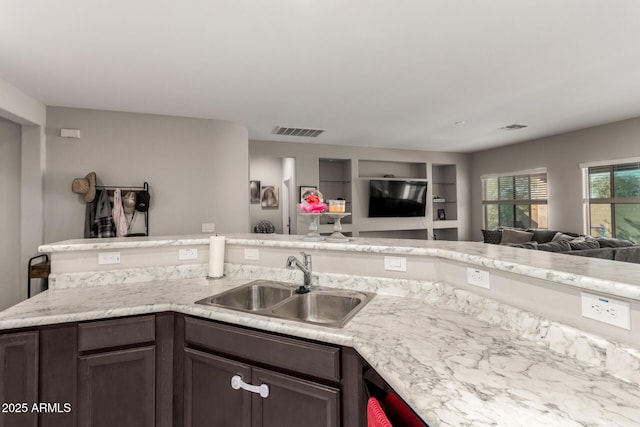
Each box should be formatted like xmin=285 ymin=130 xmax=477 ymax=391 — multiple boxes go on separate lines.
xmin=501 ymin=229 xmax=534 ymax=244
xmin=551 ymin=232 xmax=576 ymax=242
xmin=568 ymin=238 xmax=600 ymax=250
xmin=596 ymin=238 xmax=636 ymax=248
xmin=529 ymin=229 xmax=558 ymax=244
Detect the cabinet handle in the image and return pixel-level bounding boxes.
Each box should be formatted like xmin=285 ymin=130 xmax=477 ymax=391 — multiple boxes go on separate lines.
xmin=230 ymin=375 xmax=269 ymax=398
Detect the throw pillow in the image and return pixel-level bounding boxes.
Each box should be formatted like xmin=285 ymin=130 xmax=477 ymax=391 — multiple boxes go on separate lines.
xmin=528 ymin=229 xmax=559 ymax=244
xmin=569 ymin=238 xmax=600 ymax=251
xmin=500 ymin=229 xmax=534 ymax=244
xmin=595 ymin=238 xmax=636 ymax=248
xmin=481 ymin=229 xmax=502 ymax=244
xmin=503 ymin=241 xmax=539 ymax=250
xmin=551 ymin=232 xmax=576 ymax=242
xmin=538 ymin=241 xmax=571 ymax=252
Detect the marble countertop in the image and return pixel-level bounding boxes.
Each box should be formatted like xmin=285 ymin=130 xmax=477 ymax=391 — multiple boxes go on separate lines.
xmin=40 ymin=233 xmax=640 ymax=301
xmin=1 ymin=275 xmax=638 ymax=426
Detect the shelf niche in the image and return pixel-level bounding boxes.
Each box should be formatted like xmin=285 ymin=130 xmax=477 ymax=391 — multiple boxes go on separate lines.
xmin=431 ymin=164 xmax=457 ymax=222
xmin=319 ymin=158 xmax=352 ymax=225
xmin=358 ymin=160 xmax=427 ymax=179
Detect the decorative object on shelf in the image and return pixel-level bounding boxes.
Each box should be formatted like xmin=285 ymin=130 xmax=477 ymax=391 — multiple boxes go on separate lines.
xmin=297 ymin=189 xmax=327 ymax=213
xmin=437 ymin=209 xmax=446 ymax=220
xmin=298 ymin=189 xmax=327 ymax=241
xmin=323 ymin=212 xmax=351 ymax=241
xmin=300 ymin=213 xmax=323 ymax=241
xmin=260 ymin=185 xmax=279 ymax=208
xmin=254 ymin=220 xmax=275 ymax=233
xmin=383 ymin=174 xmax=395 ymax=178
xmin=433 ymin=196 xmax=446 ymax=203
xmin=249 ymin=180 xmax=260 ymax=204
xmin=299 ymin=185 xmax=318 ymax=202
xmin=328 ymin=199 xmax=346 ymax=213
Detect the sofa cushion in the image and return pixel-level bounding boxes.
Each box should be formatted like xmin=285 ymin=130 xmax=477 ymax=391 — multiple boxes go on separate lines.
xmin=538 ymin=241 xmax=572 ymax=252
xmin=568 ymin=237 xmax=600 ymax=251
xmin=500 ymin=228 xmax=534 ymax=244
xmin=595 ymin=238 xmax=636 ymax=248
xmin=566 ymin=247 xmax=616 ymax=260
xmin=481 ymin=229 xmax=502 ymax=244
xmin=503 ymin=241 xmax=539 ymax=250
xmin=613 ymin=246 xmax=640 ymax=264
xmin=527 ymin=229 xmax=558 ymax=244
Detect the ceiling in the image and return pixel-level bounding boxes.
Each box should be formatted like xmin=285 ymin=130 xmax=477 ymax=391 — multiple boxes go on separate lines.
xmin=2 ymin=1 xmax=640 ymax=153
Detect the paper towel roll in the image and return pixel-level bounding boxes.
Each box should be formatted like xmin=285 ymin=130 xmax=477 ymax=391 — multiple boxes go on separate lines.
xmin=208 ymin=235 xmax=225 ymax=278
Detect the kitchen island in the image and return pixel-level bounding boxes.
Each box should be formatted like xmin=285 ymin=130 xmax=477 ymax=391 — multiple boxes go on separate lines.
xmin=1 ymin=234 xmax=639 ymax=426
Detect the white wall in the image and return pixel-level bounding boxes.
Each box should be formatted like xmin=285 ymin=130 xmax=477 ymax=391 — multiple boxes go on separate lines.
xmin=45 ymin=107 xmax=249 ymax=242
xmin=250 ymin=140 xmax=471 ymax=240
xmin=470 ymin=117 xmax=640 ymax=240
xmin=0 ymin=117 xmax=22 ymax=309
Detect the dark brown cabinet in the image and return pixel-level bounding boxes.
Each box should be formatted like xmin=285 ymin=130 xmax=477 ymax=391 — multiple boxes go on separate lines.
xmin=182 ymin=316 xmax=341 ymax=427
xmin=0 ymin=331 xmax=38 ymax=427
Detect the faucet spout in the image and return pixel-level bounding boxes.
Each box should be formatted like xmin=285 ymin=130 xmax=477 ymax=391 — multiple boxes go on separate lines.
xmin=285 ymin=252 xmax=312 ymax=294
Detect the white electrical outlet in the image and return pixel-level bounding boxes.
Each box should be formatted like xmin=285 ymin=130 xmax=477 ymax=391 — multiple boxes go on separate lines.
xmin=179 ymin=248 xmax=198 ymax=260
xmin=98 ymin=252 xmax=121 ymax=265
xmin=581 ymin=292 xmax=631 ymax=329
xmin=244 ymin=248 xmax=260 ymax=260
xmin=467 ymin=267 xmax=490 ymax=289
xmin=201 ymin=223 xmax=216 ymax=233
xmin=384 ymin=256 xmax=407 ymax=272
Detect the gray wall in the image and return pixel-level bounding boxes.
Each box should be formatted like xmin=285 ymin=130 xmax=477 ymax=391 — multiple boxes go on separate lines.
xmin=250 ymin=140 xmax=471 ymax=240
xmin=470 ymin=117 xmax=640 ymax=240
xmin=0 ymin=117 xmax=22 ymax=309
xmin=45 ymin=107 xmax=249 ymax=242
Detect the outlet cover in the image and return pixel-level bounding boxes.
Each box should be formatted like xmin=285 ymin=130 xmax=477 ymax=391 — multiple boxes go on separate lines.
xmin=581 ymin=292 xmax=631 ymax=330
xmin=467 ymin=267 xmax=490 ymax=289
xmin=98 ymin=252 xmax=121 ymax=265
xmin=384 ymin=256 xmax=407 ymax=272
xmin=179 ymin=248 xmax=198 ymax=260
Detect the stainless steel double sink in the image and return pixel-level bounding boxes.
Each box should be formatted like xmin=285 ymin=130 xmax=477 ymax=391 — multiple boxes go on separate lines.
xmin=196 ymin=280 xmax=374 ymax=328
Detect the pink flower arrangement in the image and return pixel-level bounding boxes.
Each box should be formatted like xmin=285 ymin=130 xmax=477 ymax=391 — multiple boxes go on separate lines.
xmin=298 ymin=191 xmax=327 ymax=213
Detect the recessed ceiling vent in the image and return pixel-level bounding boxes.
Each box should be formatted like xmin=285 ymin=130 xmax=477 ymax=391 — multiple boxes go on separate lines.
xmin=500 ymin=124 xmax=528 ymax=130
xmin=273 ymin=126 xmax=325 ymax=138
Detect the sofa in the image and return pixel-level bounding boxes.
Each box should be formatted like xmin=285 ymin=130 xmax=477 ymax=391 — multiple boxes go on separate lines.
xmin=481 ymin=228 xmax=640 ymax=264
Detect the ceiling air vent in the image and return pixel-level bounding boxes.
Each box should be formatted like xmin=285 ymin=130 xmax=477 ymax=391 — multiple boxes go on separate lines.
xmin=500 ymin=124 xmax=528 ymax=130
xmin=273 ymin=126 xmax=325 ymax=138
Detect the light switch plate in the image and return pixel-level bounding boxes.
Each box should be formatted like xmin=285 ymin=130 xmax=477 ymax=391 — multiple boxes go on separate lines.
xmin=179 ymin=248 xmax=198 ymax=260
xmin=98 ymin=252 xmax=121 ymax=265
xmin=384 ymin=256 xmax=407 ymax=272
xmin=201 ymin=223 xmax=216 ymax=233
xmin=581 ymin=292 xmax=631 ymax=330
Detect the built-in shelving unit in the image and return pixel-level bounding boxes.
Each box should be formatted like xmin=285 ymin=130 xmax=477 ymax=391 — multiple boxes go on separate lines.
xmin=357 ymin=160 xmax=427 ymax=179
xmin=430 ymin=164 xmax=458 ymax=240
xmin=319 ymin=158 xmax=352 ymax=227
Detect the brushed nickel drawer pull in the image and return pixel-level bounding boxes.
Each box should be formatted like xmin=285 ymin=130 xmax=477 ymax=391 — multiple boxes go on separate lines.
xmin=230 ymin=375 xmax=269 ymax=398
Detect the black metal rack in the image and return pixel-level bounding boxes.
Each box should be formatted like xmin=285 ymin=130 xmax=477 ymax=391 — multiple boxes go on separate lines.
xmin=95 ymin=181 xmax=149 ymax=236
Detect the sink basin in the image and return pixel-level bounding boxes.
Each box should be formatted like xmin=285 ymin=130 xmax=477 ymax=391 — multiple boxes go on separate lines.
xmin=196 ymin=280 xmax=294 ymax=311
xmin=271 ymin=291 xmax=369 ymax=327
xmin=196 ymin=280 xmax=374 ymax=328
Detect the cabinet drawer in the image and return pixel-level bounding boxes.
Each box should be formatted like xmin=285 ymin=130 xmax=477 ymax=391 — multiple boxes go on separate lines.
xmin=185 ymin=317 xmax=340 ymax=382
xmin=79 ymin=315 xmax=155 ymax=352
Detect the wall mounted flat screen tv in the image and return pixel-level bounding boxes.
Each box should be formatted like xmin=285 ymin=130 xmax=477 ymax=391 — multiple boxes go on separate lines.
xmin=368 ymin=180 xmax=427 ymax=217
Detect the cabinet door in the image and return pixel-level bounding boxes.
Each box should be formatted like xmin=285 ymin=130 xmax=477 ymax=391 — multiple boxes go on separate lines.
xmin=183 ymin=348 xmax=251 ymax=427
xmin=0 ymin=331 xmax=38 ymax=427
xmin=78 ymin=346 xmax=155 ymax=427
xmin=251 ymin=368 xmax=340 ymax=427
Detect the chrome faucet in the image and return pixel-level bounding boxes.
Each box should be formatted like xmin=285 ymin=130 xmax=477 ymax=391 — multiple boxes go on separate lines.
xmin=286 ymin=251 xmax=312 ymax=294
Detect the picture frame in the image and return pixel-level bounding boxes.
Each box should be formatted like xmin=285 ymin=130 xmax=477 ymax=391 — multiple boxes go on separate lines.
xmin=299 ymin=185 xmax=317 ymax=202
xmin=437 ymin=208 xmax=446 ymax=220
xmin=261 ymin=185 xmax=279 ymax=208
xmin=249 ymin=180 xmax=260 ymax=204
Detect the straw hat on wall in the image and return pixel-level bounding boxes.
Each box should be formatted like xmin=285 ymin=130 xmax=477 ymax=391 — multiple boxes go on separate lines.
xmin=71 ymin=172 xmax=97 ymax=203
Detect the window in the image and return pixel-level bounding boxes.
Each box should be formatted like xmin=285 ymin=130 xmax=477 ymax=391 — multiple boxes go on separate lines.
xmin=586 ymin=162 xmax=640 ymax=240
xmin=482 ymin=171 xmax=548 ymax=229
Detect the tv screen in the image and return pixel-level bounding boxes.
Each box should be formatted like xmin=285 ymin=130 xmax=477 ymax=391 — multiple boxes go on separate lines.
xmin=368 ymin=180 xmax=427 ymax=217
